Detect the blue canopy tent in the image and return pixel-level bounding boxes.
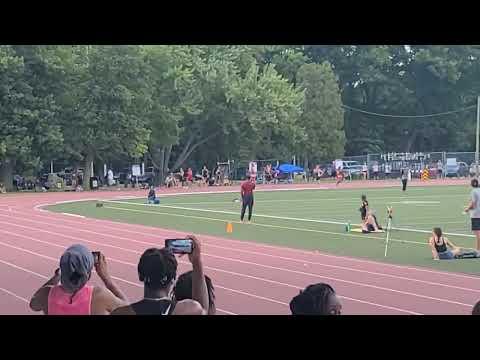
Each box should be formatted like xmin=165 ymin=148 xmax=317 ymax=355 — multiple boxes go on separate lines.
xmin=277 ymin=164 xmax=304 ymax=174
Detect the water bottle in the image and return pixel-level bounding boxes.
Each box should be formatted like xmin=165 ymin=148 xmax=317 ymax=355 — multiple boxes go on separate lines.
xmin=345 ymin=222 xmax=351 ymax=232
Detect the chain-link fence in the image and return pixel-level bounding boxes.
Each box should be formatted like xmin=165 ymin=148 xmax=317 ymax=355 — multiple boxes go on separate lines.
xmin=236 ymin=151 xmax=480 ymax=182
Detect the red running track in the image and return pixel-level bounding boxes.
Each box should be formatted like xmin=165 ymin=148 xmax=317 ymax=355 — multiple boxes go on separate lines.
xmin=0 ymin=179 xmax=478 ymax=315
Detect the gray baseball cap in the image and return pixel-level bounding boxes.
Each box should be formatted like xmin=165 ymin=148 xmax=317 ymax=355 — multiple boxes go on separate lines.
xmin=59 ymin=244 xmax=94 ymax=293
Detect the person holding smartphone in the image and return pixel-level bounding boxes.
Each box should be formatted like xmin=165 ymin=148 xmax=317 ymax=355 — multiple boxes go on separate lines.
xmin=112 ymin=235 xmax=209 ymax=315
xmin=29 ymin=244 xmax=128 ymax=315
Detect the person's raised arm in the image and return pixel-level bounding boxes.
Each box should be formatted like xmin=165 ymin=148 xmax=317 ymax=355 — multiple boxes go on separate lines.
xmin=95 ymin=253 xmax=128 ymax=306
xmin=186 ymin=235 xmax=209 ymax=313
xmin=30 ymin=268 xmax=60 ymax=312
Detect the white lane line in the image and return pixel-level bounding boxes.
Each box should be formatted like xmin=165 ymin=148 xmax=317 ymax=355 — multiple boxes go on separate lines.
xmin=104 ymin=200 xmax=476 ymax=238
xmin=62 ymin=213 xmax=86 ymax=218
xmin=0 ymin=223 xmax=467 ymax=310
xmin=4 ymin=208 xmax=480 ymax=293
xmin=3 ymin=207 xmax=480 ymax=282
xmin=6 ymin=207 xmax=475 ymax=293
xmin=0 ymin=228 xmax=416 ymax=314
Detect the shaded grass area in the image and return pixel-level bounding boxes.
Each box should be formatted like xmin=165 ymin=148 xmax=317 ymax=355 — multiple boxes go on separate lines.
xmin=47 ymin=185 xmax=480 ymax=275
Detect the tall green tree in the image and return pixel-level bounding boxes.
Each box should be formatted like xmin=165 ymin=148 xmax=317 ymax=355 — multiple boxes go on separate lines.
xmin=296 ymin=61 xmax=345 ymax=168
xmin=0 ymin=46 xmax=63 ymax=190
xmin=61 ymin=45 xmax=152 ymax=189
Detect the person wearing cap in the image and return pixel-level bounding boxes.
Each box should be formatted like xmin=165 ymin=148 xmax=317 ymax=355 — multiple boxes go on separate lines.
xmin=112 ymin=235 xmax=209 ymax=315
xmin=29 ymin=244 xmax=128 ymax=315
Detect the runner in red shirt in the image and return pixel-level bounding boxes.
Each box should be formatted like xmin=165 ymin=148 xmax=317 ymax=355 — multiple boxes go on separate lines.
xmin=240 ymin=175 xmax=256 ymax=223
xmin=336 ymin=168 xmax=344 ymax=186
xmin=186 ymin=168 xmax=193 ymax=184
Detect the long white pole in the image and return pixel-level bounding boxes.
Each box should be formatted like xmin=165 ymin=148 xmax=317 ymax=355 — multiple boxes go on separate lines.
xmin=476 ymin=95 xmax=480 ymax=178
xmin=384 ymin=217 xmax=392 ymax=257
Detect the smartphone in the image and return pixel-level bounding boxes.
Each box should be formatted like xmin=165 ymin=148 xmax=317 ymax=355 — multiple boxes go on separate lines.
xmin=92 ymin=251 xmax=101 ymax=264
xmin=165 ymin=239 xmax=193 ymax=254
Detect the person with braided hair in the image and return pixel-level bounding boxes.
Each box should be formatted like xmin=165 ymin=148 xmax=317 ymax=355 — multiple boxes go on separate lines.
xmin=112 ymin=235 xmax=209 ymax=315
xmin=290 ymin=283 xmax=342 ymax=315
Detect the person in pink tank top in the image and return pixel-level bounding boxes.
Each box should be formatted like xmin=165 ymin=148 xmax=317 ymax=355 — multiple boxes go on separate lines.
xmin=30 ymin=244 xmax=128 ymax=315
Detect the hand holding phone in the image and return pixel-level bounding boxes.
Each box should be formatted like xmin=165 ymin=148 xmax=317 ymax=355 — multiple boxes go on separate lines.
xmin=165 ymin=239 xmax=193 ymax=254
xmin=92 ymin=251 xmax=101 ymax=265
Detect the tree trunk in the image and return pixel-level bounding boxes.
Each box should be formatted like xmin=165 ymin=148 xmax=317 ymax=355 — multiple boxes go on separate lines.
xmin=157 ymin=147 xmax=165 ymax=186
xmin=149 ymin=145 xmax=171 ymax=187
xmin=0 ymin=158 xmax=15 ymax=192
xmin=83 ymin=151 xmax=95 ymax=190
xmin=171 ymin=131 xmax=220 ymax=171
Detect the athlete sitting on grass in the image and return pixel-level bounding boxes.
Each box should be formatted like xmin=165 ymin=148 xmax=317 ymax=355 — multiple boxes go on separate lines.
xmin=147 ymin=186 xmax=160 ymax=204
xmin=361 ymin=209 xmax=383 ymax=233
xmin=429 ymin=227 xmax=480 ymax=260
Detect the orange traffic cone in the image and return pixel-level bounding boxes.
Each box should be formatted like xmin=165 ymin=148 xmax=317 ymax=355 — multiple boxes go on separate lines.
xmin=226 ymin=222 xmax=233 ymax=233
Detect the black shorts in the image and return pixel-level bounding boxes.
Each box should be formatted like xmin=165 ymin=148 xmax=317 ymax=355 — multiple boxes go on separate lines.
xmin=472 ymin=218 xmax=480 ymax=231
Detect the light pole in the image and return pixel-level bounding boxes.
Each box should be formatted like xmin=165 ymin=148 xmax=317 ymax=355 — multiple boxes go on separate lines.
xmin=477 ymin=96 xmax=480 ymax=178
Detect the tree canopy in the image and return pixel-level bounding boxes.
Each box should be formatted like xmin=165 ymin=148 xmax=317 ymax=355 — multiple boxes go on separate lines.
xmin=1 ymin=45 xmax=479 ymax=189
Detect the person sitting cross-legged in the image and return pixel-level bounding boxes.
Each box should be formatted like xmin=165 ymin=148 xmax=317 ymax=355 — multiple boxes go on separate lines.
xmin=29 ymin=245 xmax=128 ymax=315
xmin=112 ymin=235 xmax=209 ymax=315
xmin=361 ymin=210 xmax=383 ymax=233
xmin=147 ymin=186 xmax=160 ymax=204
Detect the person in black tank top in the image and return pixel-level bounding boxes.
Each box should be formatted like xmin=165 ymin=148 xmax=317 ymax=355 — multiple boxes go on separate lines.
xmin=429 ymin=227 xmax=463 ymax=260
xmin=359 ymin=195 xmax=369 ymax=221
xmin=131 ymin=298 xmax=175 ymax=315
xmin=111 ymin=236 xmax=209 ymax=315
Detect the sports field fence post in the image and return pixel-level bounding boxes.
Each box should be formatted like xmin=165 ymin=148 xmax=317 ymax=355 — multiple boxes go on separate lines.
xmin=476 ymin=95 xmax=479 ymax=178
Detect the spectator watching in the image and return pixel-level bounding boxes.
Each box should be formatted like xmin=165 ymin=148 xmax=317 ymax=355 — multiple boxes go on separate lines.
xmin=112 ymin=235 xmax=209 ymax=315
xmin=473 ymin=301 xmax=480 ymax=315
xmin=290 ymin=283 xmax=342 ymax=315
xmin=175 ymin=271 xmax=216 ymax=315
xmin=29 ymin=244 xmax=128 ymax=315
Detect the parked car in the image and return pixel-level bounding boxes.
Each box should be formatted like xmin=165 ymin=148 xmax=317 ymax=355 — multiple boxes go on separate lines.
xmin=445 ymin=158 xmax=469 ymax=177
xmin=342 ymin=161 xmax=363 ymax=177
xmin=446 ymin=158 xmax=459 ymax=177
xmin=470 ymin=163 xmax=480 ymax=177
xmin=137 ymin=166 xmax=155 ymax=185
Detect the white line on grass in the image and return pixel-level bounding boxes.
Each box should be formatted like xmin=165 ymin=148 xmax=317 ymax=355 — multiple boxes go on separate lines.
xmin=101 ymin=205 xmax=427 ymax=246
xmin=104 ymin=200 xmax=476 ymax=239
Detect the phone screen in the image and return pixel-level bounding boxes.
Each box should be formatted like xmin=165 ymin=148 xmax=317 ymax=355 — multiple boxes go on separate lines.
xmin=92 ymin=251 xmax=100 ymax=264
xmin=165 ymin=239 xmax=193 ymax=254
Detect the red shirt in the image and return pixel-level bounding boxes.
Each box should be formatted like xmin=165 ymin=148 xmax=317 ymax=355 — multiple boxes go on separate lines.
xmin=241 ymin=180 xmax=255 ymax=196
